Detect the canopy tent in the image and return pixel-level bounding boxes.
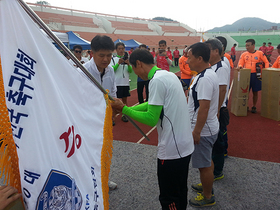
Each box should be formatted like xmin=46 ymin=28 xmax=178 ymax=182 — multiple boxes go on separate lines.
xmin=114 ymin=39 xmax=143 ymax=51
xmin=42 ymin=30 xmax=91 ymax=50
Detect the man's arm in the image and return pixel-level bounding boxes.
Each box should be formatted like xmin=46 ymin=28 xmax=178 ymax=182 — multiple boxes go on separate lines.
xmin=122 ymin=104 xmax=163 ymax=127
xmin=218 ymin=85 xmax=227 ymax=109
xmin=192 ymin=100 xmax=210 ymax=144
xmin=261 ymin=53 xmax=270 ymax=68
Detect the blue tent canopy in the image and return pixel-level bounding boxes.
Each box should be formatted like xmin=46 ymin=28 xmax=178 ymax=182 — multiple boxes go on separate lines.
xmin=66 ymin=31 xmax=91 ymax=50
xmin=51 ymin=31 xmax=91 ymax=50
xmin=114 ymin=39 xmax=142 ymax=51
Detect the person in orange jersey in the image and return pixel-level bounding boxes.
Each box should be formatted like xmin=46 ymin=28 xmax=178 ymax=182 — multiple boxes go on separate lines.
xmin=238 ymin=39 xmax=269 ymax=113
xmin=272 ymin=44 xmax=280 ymax=68
xmin=179 ymin=47 xmax=193 ymax=90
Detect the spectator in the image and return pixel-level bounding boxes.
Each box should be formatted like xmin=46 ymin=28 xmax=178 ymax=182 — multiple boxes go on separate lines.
xmin=128 ymin=47 xmax=134 ymax=55
xmin=238 ymin=39 xmax=269 ymax=113
xmin=266 ymin=42 xmax=274 ymax=62
xmin=231 ymin=43 xmax=237 ymax=63
xmin=259 ymin=42 xmax=267 ymax=55
xmin=69 ymin=45 xmax=89 ymax=67
xmin=154 ymin=40 xmax=172 ymax=71
xmin=150 ymin=47 xmax=156 ymax=58
xmin=272 ymin=44 xmax=280 ymax=68
xmin=173 ymin=46 xmax=180 ymax=67
xmin=186 ymin=42 xmax=219 ymax=207
xmin=111 ymin=49 xmax=194 ymax=210
xmin=179 ymin=47 xmax=192 ymax=90
xmin=110 ymin=42 xmax=132 ymax=122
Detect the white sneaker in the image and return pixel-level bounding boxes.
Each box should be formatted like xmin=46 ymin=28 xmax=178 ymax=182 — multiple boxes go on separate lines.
xmin=108 ymin=181 xmax=117 ymax=190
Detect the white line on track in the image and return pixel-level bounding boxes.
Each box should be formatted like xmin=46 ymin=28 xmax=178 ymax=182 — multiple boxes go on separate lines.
xmin=130 ymin=88 xmax=156 ymax=144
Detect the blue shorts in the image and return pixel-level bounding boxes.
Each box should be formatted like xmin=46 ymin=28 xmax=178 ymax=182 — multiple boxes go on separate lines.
xmin=250 ymin=73 xmax=262 ymax=92
xmin=191 ymin=133 xmax=218 ymax=168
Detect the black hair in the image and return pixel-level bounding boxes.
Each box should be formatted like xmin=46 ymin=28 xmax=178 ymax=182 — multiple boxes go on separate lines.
xmin=159 ymin=40 xmax=166 ymax=45
xmin=277 ymin=44 xmax=280 ymax=49
xmin=205 ymin=38 xmax=223 ymax=56
xmin=246 ymin=39 xmax=255 ymax=45
xmin=233 ymin=43 xmax=237 ymax=46
xmin=268 ymin=42 xmax=272 ymax=45
xmin=188 ymin=42 xmax=210 ymax=63
xmin=263 ymin=42 xmax=266 ymax=45
xmin=115 ymin=42 xmax=125 ymax=50
xmin=138 ymin=44 xmax=147 ymax=49
xmin=216 ymin=36 xmax=227 ymax=51
xmin=73 ymin=45 xmax=82 ymax=51
xmin=129 ymin=49 xmax=154 ymax=67
xmin=91 ymin=35 xmax=115 ymax=52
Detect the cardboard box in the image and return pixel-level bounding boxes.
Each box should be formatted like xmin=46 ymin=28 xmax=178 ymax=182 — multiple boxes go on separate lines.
xmin=261 ymin=68 xmax=280 ymax=121
xmin=230 ymin=68 xmax=251 ymax=116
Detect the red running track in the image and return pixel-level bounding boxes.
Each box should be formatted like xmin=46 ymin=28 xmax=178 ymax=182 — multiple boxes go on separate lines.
xmin=113 ymin=50 xmax=280 ymax=163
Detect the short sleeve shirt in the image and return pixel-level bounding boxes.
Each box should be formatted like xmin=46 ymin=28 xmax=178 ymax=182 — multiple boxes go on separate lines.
xmin=149 ymin=69 xmax=194 ymax=160
xmin=188 ymin=69 xmax=219 ymax=136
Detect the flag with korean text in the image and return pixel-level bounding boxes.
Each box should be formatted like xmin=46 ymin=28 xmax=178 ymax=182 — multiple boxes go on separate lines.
xmin=0 ymin=0 xmax=113 ymax=209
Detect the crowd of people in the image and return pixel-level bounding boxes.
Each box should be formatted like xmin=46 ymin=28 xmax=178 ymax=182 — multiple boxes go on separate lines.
xmin=2 ymin=35 xmax=279 ymax=210
xmin=67 ymin=36 xmax=280 ymax=209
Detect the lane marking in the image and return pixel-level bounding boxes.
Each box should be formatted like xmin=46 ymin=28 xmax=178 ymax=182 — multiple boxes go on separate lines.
xmin=137 ymin=126 xmax=156 ymax=144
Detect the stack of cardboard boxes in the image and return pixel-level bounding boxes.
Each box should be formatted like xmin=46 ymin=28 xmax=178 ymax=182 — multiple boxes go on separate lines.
xmin=231 ymin=68 xmax=251 ymax=116
xmin=261 ymin=68 xmax=280 ymax=121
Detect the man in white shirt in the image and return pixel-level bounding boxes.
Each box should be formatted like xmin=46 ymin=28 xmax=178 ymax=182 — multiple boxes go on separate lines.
xmin=186 ymin=42 xmax=219 ymax=207
xmin=205 ymin=38 xmax=230 ymax=181
xmin=83 ymin=35 xmax=117 ymax=190
xmin=111 ymin=49 xmax=194 ymax=210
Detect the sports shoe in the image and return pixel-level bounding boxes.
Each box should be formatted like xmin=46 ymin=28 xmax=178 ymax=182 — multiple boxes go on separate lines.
xmin=191 ymin=183 xmax=214 ymax=194
xmin=108 ymin=181 xmax=117 ymax=190
xmin=189 ymin=193 xmax=216 ymax=207
xmin=121 ymin=115 xmax=128 ymax=122
xmin=214 ymin=173 xmax=224 ymax=181
xmin=251 ymin=106 xmax=257 ymax=113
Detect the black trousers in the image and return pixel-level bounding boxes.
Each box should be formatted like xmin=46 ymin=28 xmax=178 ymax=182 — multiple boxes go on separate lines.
xmin=212 ymin=107 xmax=229 ymax=176
xmin=174 ymin=58 xmax=179 ymax=66
xmin=137 ymin=80 xmax=149 ymax=104
xmin=157 ymin=154 xmax=191 ymax=210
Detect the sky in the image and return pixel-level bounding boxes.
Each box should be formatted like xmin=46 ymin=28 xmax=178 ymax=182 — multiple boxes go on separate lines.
xmin=28 ymin=0 xmax=279 ymax=31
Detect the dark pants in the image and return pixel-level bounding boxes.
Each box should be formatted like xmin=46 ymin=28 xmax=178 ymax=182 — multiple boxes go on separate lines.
xmin=174 ymin=58 xmax=179 ymax=66
xmin=158 ymin=154 xmax=191 ymax=210
xmin=137 ymin=80 xmax=149 ymax=104
xmin=212 ymin=107 xmax=229 ymax=176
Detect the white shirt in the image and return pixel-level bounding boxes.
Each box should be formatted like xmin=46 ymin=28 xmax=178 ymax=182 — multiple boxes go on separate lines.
xmin=110 ymin=56 xmax=130 ymax=86
xmin=210 ymin=60 xmax=231 ymax=108
xmin=83 ymin=58 xmax=117 ymax=98
xmin=148 ymin=70 xmax=194 ymax=160
xmin=188 ymin=68 xmax=219 ymax=136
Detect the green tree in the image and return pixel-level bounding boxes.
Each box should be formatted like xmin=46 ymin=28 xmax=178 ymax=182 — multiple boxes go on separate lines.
xmin=35 ymin=1 xmax=51 ymax=6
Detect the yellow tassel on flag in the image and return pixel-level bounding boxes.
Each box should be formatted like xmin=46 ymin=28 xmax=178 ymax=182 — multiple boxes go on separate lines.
xmin=101 ymin=90 xmax=114 ymax=210
xmin=0 ymin=57 xmax=21 ymax=192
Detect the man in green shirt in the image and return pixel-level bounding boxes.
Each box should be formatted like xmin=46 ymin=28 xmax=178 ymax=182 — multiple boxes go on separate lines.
xmin=111 ymin=49 xmax=194 ymax=210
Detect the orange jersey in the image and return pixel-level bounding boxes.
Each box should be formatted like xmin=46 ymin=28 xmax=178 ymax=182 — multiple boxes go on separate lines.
xmin=224 ymin=53 xmax=234 ymax=68
xmin=238 ymin=50 xmax=269 ymax=73
xmin=272 ymin=55 xmax=280 ymax=68
xmin=179 ymin=56 xmax=192 ymax=79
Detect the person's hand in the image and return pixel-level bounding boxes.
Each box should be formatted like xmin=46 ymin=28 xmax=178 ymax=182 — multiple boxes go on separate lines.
xmin=0 ymin=185 xmax=21 ymax=210
xmin=124 ymin=59 xmax=129 ymax=65
xmin=236 ymin=66 xmax=242 ymax=71
xmin=111 ymin=98 xmax=125 ymax=113
xmin=192 ymin=130 xmax=201 ymax=145
xmin=118 ymin=58 xmax=124 ymax=64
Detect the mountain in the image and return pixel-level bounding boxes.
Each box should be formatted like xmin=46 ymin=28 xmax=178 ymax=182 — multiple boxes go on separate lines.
xmin=207 ymin=17 xmax=280 ymax=32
